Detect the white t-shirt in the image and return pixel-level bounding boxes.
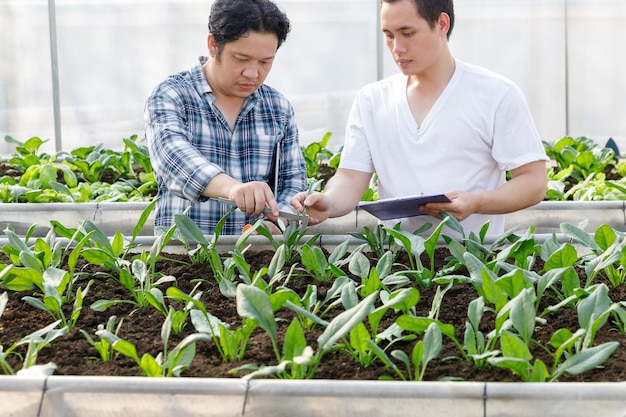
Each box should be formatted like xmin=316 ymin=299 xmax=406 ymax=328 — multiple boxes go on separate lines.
xmin=340 ymin=59 xmax=548 ymax=237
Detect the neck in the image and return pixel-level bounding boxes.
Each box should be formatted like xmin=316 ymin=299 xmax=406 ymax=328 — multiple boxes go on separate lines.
xmin=202 ymin=61 xmax=246 ymax=129
xmin=408 ymin=53 xmax=456 ymax=91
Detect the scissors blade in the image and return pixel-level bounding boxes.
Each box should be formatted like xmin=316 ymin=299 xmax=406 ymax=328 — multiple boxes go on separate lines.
xmin=213 ymin=197 xmax=309 ymax=225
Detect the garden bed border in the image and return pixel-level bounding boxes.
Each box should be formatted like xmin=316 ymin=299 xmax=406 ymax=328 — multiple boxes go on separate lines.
xmin=2 ymin=376 xmax=625 ymax=417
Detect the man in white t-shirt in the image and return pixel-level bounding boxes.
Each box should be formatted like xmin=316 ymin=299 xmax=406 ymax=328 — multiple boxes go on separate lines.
xmin=291 ymin=0 xmax=548 ymax=238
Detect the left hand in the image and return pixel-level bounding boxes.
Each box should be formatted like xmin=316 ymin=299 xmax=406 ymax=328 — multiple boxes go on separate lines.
xmin=419 ymin=191 xmax=477 ymax=222
xmin=243 ymin=219 xmax=286 ymax=236
xmin=419 ymin=160 xmax=548 ymax=222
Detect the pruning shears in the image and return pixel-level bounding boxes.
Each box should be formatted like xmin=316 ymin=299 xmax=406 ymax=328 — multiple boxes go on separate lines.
xmin=212 ymin=197 xmax=309 ymax=231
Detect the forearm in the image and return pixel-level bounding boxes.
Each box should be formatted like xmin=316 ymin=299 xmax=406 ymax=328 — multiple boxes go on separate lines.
xmin=149 ymin=135 xmax=222 ymax=202
xmin=323 ymin=169 xmax=371 ymax=218
xmin=201 ymin=173 xmax=240 ymax=199
xmin=475 ymin=161 xmax=547 ymax=215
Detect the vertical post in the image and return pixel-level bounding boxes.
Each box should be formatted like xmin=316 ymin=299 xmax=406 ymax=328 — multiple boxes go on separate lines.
xmin=48 ymin=0 xmax=63 ymax=152
xmin=376 ymin=0 xmax=383 ymax=81
xmin=564 ymin=0 xmax=570 ymax=136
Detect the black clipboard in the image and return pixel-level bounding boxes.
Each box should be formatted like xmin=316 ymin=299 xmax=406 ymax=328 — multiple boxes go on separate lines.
xmin=357 ymin=194 xmax=451 ymax=220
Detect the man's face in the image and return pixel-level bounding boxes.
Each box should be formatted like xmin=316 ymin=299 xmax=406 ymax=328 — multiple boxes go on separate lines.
xmin=381 ymin=0 xmax=447 ymax=76
xmin=207 ymin=31 xmax=278 ymax=99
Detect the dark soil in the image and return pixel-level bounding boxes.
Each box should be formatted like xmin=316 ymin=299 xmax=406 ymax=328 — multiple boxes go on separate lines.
xmin=1 ymin=247 xmax=626 ymax=382
xmin=0 ymin=163 xmax=21 ymax=179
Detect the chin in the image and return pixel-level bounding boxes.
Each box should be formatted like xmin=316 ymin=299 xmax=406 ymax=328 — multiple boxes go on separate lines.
xmin=398 ymin=67 xmax=416 ymax=76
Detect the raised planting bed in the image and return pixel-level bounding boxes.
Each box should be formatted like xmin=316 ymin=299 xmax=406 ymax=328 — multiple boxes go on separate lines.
xmin=0 ymin=202 xmax=156 ymax=236
xmin=2 ymin=135 xmax=626 ymax=417
xmin=2 ymin=376 xmax=626 ymax=417
xmin=1 ymin=200 xmax=624 ymax=237
xmin=504 ymin=201 xmax=626 ymax=234
xmin=2 ymin=219 xmax=626 ymax=380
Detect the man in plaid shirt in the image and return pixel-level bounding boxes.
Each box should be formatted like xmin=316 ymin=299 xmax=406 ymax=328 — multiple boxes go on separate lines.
xmin=145 ymin=0 xmax=307 ymax=235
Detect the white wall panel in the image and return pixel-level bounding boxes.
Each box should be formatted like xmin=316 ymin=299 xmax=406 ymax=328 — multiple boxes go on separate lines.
xmin=0 ymin=1 xmax=55 ymax=154
xmin=567 ymin=1 xmax=626 ymax=149
xmin=0 ymin=1 xmax=625 ymax=155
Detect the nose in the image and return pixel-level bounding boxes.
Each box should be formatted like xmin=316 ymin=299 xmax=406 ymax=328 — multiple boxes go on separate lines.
xmin=242 ymin=64 xmax=259 ymax=79
xmin=392 ymin=38 xmax=406 ymax=54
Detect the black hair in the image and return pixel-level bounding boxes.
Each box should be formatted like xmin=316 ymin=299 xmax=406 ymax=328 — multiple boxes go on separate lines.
xmin=381 ymin=0 xmax=455 ymax=39
xmin=208 ymin=0 xmax=291 ymax=57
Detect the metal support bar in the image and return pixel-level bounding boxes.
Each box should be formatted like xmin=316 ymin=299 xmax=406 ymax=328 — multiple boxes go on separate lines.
xmin=564 ymin=0 xmax=570 ymax=137
xmin=375 ymin=0 xmax=383 ymax=81
xmin=48 ymin=0 xmax=62 ymax=152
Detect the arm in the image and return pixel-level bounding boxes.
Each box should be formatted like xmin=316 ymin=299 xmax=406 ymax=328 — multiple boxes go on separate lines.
xmin=477 ymin=160 xmax=548 ymax=213
xmin=202 ymin=174 xmax=280 ymax=218
xmin=221 ymin=93 xmax=305 ymax=220
xmin=291 ymin=168 xmax=372 ymax=225
xmin=145 ymin=89 xmax=223 ymax=203
xmin=219 ymin=98 xmax=306 ymax=220
xmin=420 ymin=160 xmax=547 ymax=221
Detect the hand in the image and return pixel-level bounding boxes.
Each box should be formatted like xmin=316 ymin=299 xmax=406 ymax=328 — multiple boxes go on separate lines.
xmin=243 ymin=220 xmax=285 ymax=235
xmin=290 ymin=191 xmax=332 ymax=226
xmin=264 ymin=219 xmax=285 ymax=235
xmin=228 ymin=181 xmax=280 ymax=219
xmin=419 ymin=191 xmax=477 ymax=222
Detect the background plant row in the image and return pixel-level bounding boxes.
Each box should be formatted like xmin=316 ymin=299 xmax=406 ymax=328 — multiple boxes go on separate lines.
xmin=1 ymin=134 xmax=624 ymax=203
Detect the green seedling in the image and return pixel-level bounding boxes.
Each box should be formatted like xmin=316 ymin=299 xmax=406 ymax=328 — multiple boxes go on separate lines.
xmin=370 ymin=322 xmax=442 ymax=381
xmin=97 ymin=308 xmax=211 ymax=377
xmin=80 ymin=315 xmax=124 ymax=362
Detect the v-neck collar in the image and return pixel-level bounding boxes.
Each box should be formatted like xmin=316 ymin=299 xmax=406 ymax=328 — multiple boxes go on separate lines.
xmin=402 ymin=59 xmax=462 ymax=132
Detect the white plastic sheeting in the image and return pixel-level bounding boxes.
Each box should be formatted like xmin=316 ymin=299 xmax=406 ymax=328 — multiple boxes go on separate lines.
xmin=504 ymin=200 xmax=626 ymax=234
xmin=1 ymin=377 xmax=626 ymax=417
xmin=1 ymin=1 xmax=626 ymax=154
xmin=487 ymin=382 xmax=626 ymax=417
xmin=0 ymin=377 xmax=45 ymax=417
xmin=0 ymin=202 xmax=156 ymax=236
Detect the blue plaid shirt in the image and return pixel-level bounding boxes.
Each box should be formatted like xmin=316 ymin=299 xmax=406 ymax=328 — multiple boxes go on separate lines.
xmin=144 ymin=57 xmax=307 ymax=235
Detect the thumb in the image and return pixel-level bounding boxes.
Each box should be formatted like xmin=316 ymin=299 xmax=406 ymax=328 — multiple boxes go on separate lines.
xmin=303 ymin=192 xmax=320 ymax=207
xmin=304 ymin=192 xmax=329 ymax=211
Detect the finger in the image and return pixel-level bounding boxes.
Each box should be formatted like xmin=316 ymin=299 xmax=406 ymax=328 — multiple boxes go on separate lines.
xmin=290 ymin=193 xmax=305 ymax=211
xmin=264 ymin=189 xmax=280 ymax=217
xmin=304 ymin=192 xmax=321 ymax=208
xmin=307 ymin=215 xmax=322 ymax=226
xmin=236 ymin=194 xmax=249 ymax=215
xmin=244 ymin=185 xmax=267 ymax=216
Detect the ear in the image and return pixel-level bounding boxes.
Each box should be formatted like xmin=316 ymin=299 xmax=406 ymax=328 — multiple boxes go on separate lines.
xmin=207 ymin=34 xmax=218 ymax=57
xmin=437 ymin=12 xmax=451 ymax=36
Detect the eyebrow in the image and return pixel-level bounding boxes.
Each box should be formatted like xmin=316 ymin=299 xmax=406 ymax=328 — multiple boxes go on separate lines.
xmin=383 ymin=25 xmax=415 ymax=33
xmin=233 ymin=52 xmax=276 ymax=61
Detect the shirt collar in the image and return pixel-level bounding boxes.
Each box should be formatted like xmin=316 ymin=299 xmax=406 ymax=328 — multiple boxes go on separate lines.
xmin=193 ymin=56 xmax=260 ymax=106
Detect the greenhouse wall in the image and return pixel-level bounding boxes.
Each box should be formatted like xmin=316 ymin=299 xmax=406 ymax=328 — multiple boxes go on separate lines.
xmin=0 ymin=0 xmax=625 ymax=155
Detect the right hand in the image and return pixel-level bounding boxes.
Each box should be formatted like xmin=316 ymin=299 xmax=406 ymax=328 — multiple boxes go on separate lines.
xmin=204 ymin=173 xmax=280 ymax=220
xmin=290 ymin=191 xmax=332 ymax=226
xmin=228 ymin=181 xmax=280 ymax=219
